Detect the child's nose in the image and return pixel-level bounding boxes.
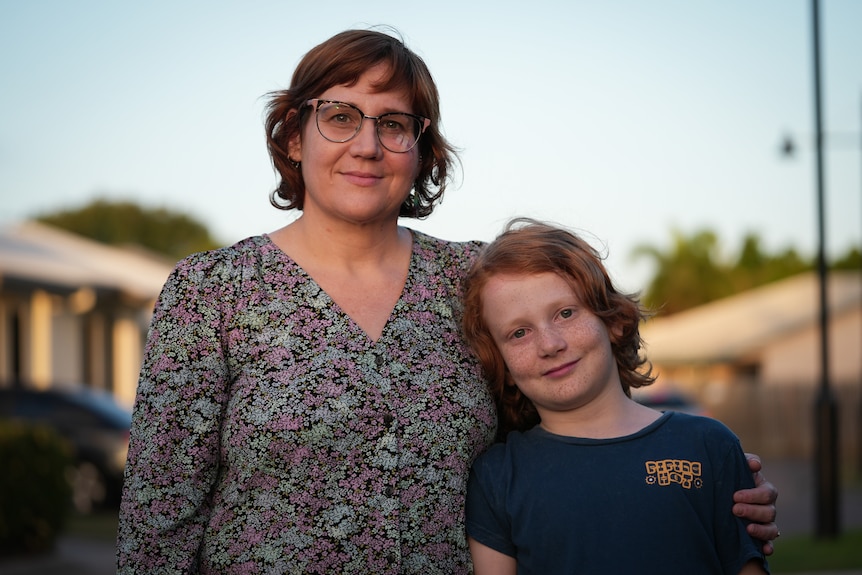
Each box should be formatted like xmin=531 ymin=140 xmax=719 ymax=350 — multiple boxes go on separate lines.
xmin=538 ymin=326 xmax=567 ymax=355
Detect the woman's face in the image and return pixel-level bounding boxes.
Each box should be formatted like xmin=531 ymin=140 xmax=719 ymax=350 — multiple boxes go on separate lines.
xmin=290 ymin=63 xmax=422 ymax=227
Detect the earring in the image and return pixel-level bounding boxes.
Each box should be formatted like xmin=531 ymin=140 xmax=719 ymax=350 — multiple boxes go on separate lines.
xmin=288 ymin=158 xmax=301 ymax=169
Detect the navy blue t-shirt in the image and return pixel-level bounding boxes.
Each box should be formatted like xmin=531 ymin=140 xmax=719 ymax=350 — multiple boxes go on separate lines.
xmin=466 ymin=412 xmax=768 ymax=574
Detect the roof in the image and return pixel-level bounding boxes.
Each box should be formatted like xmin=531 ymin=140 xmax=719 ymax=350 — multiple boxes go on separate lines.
xmin=640 ymin=271 xmax=862 ymax=364
xmin=0 ymin=220 xmax=175 ymax=302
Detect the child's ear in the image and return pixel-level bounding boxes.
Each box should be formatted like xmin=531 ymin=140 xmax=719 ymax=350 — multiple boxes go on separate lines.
xmin=504 ymin=371 xmax=518 ymax=387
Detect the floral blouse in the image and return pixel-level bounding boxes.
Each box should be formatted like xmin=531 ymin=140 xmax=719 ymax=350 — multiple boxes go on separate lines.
xmin=116 ymin=231 xmax=498 ymax=574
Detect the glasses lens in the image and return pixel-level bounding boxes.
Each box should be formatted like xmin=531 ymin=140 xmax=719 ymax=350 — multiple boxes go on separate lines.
xmin=313 ymin=101 xmax=424 ymax=152
xmin=377 ymin=113 xmax=423 ymax=152
xmin=316 ymin=102 xmax=362 ymax=142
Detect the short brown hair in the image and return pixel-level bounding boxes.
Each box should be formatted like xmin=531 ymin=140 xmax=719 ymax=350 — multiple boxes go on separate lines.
xmin=264 ymin=28 xmax=458 ymax=218
xmin=462 ymin=218 xmax=655 ymax=438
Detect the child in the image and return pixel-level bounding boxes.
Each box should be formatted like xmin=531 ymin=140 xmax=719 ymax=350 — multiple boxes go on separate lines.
xmin=461 ymin=219 xmax=769 ymax=575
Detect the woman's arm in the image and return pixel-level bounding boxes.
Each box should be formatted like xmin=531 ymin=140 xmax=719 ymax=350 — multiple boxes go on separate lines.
xmin=733 ymin=453 xmax=779 ymax=555
xmin=117 ymin=256 xmax=232 ymax=573
xmin=469 ymin=537 xmax=517 ymax=575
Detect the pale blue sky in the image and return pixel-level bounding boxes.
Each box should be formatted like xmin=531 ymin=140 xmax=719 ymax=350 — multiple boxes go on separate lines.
xmin=1 ymin=0 xmax=860 ymax=290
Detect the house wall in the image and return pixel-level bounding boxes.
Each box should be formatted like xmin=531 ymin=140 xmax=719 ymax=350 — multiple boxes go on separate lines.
xmin=52 ymin=305 xmax=84 ymax=387
xmin=113 ymin=313 xmax=145 ymax=407
xmin=648 ymin=303 xmax=862 ymax=471
xmin=28 ymin=290 xmax=53 ymax=389
xmin=761 ymin=307 xmax=862 ymax=387
xmin=0 ymin=284 xmax=152 ymax=406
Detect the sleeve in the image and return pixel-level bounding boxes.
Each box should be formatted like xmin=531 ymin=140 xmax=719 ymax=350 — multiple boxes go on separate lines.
xmin=117 ymin=253 xmax=233 ymax=574
xmin=711 ymin=428 xmax=770 ymax=575
xmin=465 ymin=450 xmax=517 ymax=558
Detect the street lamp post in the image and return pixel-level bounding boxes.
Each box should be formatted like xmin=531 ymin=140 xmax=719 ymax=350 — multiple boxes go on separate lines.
xmin=859 ymin=92 xmax=862 ymax=480
xmin=810 ymin=0 xmax=840 ymax=539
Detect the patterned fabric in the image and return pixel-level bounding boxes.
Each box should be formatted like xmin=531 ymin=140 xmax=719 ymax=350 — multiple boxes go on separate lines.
xmin=117 ymin=231 xmax=498 ymax=574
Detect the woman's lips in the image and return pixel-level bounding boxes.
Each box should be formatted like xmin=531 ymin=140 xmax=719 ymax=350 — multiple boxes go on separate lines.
xmin=342 ymin=170 xmax=382 ymax=186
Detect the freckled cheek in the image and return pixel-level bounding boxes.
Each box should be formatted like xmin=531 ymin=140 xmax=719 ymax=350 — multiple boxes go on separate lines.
xmin=501 ymin=347 xmax=534 ymax=381
xmin=569 ymin=322 xmax=606 ymax=348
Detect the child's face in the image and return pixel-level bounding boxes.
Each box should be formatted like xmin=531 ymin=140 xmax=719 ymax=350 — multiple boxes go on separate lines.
xmin=481 ymin=271 xmax=622 ymax=421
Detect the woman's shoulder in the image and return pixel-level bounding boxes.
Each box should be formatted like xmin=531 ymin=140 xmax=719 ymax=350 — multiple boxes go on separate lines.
xmin=409 ymin=228 xmax=486 ymax=267
xmin=158 ymin=235 xmax=282 ymax=299
xmin=171 ymin=235 xmax=275 ymax=276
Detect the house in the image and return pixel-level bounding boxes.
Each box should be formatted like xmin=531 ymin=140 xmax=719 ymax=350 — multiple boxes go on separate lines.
xmin=640 ymin=271 xmax=862 ymax=460
xmin=0 ymin=221 xmax=175 ymax=407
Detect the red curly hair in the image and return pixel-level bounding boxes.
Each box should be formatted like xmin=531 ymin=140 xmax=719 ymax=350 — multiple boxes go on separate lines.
xmin=462 ymin=219 xmax=655 ymax=439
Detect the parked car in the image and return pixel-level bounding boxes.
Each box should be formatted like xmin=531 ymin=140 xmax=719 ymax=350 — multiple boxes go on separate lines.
xmin=0 ymin=385 xmax=131 ymax=513
xmin=633 ymin=389 xmax=707 ymax=416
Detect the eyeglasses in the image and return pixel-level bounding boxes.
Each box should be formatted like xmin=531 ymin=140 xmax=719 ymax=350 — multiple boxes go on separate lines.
xmin=305 ymin=99 xmax=430 ymax=153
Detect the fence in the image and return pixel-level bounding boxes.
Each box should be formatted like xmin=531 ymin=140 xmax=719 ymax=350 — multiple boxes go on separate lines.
xmin=704 ymin=381 xmax=861 ymax=476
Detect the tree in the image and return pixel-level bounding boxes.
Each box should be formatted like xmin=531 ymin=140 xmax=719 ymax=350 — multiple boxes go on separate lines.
xmin=631 ymin=229 xmax=735 ymax=316
xmin=728 ymin=234 xmax=809 ymax=292
xmin=631 ymin=228 xmax=858 ymax=317
xmin=36 ymin=199 xmax=221 ymax=261
xmin=833 ymin=246 xmax=861 ymax=271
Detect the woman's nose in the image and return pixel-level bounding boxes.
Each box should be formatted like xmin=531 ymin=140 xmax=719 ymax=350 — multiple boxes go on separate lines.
xmin=350 ymin=120 xmax=383 ymax=157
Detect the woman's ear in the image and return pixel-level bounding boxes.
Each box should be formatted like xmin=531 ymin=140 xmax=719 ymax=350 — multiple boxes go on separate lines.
xmin=287 ymin=110 xmax=302 ymax=163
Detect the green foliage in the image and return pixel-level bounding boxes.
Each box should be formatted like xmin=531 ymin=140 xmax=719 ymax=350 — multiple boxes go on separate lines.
xmin=833 ymin=246 xmax=861 ymax=270
xmin=766 ymin=528 xmax=862 ymax=572
xmin=632 ymin=229 xmax=735 ymax=315
xmin=36 ymin=199 xmax=222 ymax=261
xmin=730 ymin=234 xmax=810 ymax=291
xmin=632 ymin=228 xmax=859 ymax=316
xmin=0 ymin=420 xmax=73 ymax=555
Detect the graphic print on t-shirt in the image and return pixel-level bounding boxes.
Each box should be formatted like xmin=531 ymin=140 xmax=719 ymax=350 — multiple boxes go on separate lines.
xmin=645 ymin=459 xmax=703 ymax=489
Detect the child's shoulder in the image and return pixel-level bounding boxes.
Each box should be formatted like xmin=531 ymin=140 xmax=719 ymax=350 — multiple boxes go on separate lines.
xmin=663 ymin=412 xmax=741 ymax=445
xmin=473 ymin=428 xmax=545 ymax=467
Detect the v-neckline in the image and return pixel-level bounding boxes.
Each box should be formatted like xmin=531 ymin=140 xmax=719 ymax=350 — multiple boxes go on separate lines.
xmin=263 ymin=233 xmax=416 ymax=344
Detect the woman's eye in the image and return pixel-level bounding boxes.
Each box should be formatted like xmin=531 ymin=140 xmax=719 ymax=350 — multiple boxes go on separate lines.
xmin=378 ymin=116 xmax=412 ymax=135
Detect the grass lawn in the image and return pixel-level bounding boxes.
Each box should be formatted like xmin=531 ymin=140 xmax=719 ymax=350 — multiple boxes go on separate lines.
xmin=767 ymin=528 xmax=862 ymax=573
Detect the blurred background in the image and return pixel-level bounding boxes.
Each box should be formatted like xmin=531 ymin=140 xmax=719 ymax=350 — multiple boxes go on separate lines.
xmin=0 ymin=0 xmax=860 ymax=572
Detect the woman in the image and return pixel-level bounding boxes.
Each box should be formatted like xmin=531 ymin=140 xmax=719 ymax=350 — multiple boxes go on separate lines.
xmin=117 ymin=29 xmax=778 ymax=574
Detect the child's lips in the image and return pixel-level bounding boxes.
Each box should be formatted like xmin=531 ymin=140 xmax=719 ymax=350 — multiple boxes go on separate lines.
xmin=543 ymin=359 xmax=578 ymax=377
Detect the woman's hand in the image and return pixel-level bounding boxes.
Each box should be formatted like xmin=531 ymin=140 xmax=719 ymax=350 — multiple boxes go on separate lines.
xmin=733 ymin=453 xmax=779 ymax=555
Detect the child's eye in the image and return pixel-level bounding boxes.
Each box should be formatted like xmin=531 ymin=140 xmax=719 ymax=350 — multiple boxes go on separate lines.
xmin=512 ymin=328 xmax=527 ymax=339
xmin=560 ymin=308 xmax=574 ymax=318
